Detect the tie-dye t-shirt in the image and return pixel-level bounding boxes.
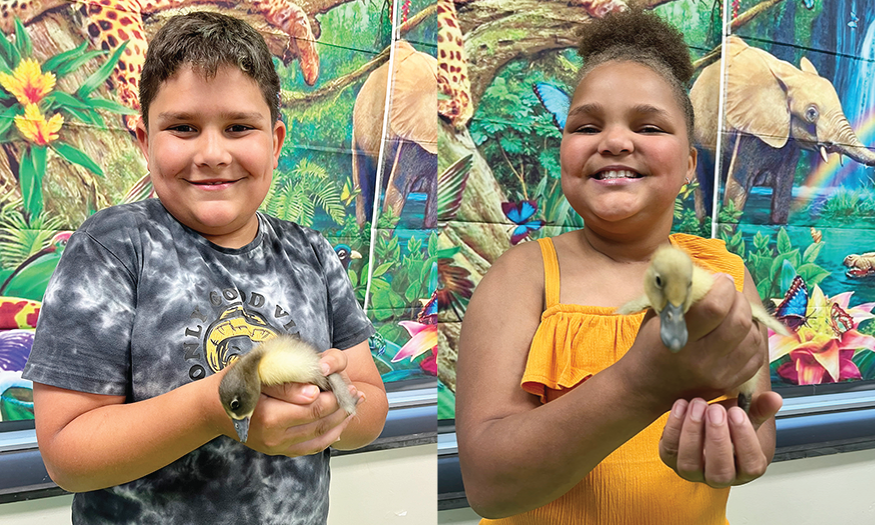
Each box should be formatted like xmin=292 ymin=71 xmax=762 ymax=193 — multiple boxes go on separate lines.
xmin=23 ymin=199 xmax=374 ymax=525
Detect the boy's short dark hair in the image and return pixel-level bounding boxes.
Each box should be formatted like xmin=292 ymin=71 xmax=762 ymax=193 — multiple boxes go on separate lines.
xmin=576 ymin=8 xmax=695 ymax=140
xmin=139 ymin=11 xmax=282 ymax=128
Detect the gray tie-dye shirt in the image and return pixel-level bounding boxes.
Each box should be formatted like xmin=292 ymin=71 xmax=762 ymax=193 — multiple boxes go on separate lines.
xmin=23 ymin=199 xmax=374 ymax=525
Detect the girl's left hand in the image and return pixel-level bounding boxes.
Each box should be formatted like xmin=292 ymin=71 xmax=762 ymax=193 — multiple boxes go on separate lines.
xmin=658 ymin=392 xmax=783 ymax=487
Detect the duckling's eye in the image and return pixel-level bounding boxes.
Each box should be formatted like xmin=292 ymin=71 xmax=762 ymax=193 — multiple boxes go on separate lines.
xmin=655 ymin=275 xmax=663 ymax=288
xmin=230 ymin=399 xmax=241 ymax=411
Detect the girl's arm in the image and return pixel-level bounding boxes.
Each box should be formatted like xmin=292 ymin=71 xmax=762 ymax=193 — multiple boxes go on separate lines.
xmin=456 ymin=243 xmax=765 ymax=519
xmin=658 ymin=268 xmax=781 ymax=487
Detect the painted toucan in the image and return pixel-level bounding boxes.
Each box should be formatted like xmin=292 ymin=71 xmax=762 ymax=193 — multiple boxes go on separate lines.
xmin=218 ymin=335 xmax=358 ymax=443
xmin=617 ymin=245 xmax=788 ymax=412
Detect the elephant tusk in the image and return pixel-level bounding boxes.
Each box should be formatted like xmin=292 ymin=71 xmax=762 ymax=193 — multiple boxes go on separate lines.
xmin=840 ymin=154 xmax=845 ymax=166
xmin=820 ymin=145 xmax=829 ymax=163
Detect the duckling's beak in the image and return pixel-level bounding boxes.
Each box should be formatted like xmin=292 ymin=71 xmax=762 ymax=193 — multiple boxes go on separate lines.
xmin=659 ymin=303 xmax=687 ymax=352
xmin=233 ymin=417 xmax=250 ymax=443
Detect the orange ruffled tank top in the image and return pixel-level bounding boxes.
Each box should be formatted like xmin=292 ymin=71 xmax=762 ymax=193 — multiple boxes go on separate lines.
xmin=480 ymin=233 xmax=744 ymax=525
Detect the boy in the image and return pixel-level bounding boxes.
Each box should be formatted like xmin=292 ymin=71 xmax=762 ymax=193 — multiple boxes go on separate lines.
xmin=22 ymin=11 xmax=388 ymax=524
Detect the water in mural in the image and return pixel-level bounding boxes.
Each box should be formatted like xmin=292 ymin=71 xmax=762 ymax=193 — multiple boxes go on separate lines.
xmin=0 ymin=1 xmax=438 ymax=423
xmin=437 ymin=0 xmax=875 ymax=420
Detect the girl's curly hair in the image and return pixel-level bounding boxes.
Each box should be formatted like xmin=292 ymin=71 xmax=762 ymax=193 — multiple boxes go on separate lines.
xmin=576 ymin=8 xmax=695 ymax=138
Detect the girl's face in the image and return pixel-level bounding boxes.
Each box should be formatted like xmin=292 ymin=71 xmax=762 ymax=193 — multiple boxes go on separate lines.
xmin=560 ymin=60 xmax=696 ymax=235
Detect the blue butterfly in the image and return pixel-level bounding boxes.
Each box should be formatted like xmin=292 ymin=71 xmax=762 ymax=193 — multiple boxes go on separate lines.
xmin=533 ymin=82 xmax=571 ymax=131
xmin=849 ymin=11 xmax=859 ymax=28
xmin=801 ymin=0 xmax=814 ymax=9
xmin=775 ymin=275 xmax=809 ymax=331
xmin=502 ymin=200 xmax=545 ymax=245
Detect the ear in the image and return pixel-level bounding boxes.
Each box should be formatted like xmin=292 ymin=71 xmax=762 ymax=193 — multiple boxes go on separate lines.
xmin=272 ymin=118 xmax=287 ymax=169
xmin=135 ymin=116 xmax=149 ymax=165
xmin=724 ymin=37 xmax=790 ymax=148
xmin=686 ymin=146 xmax=698 ymax=183
xmin=799 ymin=56 xmax=819 ymax=75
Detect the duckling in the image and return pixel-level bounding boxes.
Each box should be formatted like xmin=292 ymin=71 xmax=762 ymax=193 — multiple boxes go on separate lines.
xmin=617 ymin=245 xmax=788 ymax=412
xmin=218 ymin=335 xmax=358 ymax=443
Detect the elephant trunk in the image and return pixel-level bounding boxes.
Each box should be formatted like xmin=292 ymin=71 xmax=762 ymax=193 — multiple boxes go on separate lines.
xmin=826 ymin=117 xmax=875 ymax=166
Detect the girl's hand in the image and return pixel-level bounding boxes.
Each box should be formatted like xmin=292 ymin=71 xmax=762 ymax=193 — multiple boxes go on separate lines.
xmin=240 ymin=348 xmax=358 ymax=457
xmin=624 ymin=273 xmax=766 ymax=408
xmin=658 ymin=392 xmax=783 ymax=487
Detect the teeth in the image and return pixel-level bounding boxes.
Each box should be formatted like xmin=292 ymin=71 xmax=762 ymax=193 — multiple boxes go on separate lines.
xmin=598 ymin=170 xmax=638 ymax=180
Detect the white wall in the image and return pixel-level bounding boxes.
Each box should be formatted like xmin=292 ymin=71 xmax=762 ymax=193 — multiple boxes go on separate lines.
xmin=438 ymin=448 xmax=875 ymax=525
xmin=0 ymin=444 xmax=436 ymax=525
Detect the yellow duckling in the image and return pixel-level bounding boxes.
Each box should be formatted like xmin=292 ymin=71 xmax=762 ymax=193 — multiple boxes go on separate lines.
xmin=617 ymin=245 xmax=788 ymax=412
xmin=218 ymin=335 xmax=358 ymax=442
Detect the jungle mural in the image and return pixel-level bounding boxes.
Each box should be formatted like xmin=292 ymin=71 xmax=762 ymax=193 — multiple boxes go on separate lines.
xmin=437 ymin=0 xmax=875 ymax=420
xmin=0 ymin=0 xmax=439 ymax=424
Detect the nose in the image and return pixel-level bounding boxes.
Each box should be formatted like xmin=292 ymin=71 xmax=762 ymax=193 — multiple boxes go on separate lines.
xmin=599 ymin=126 xmax=633 ymax=156
xmin=194 ymin=127 xmax=232 ymax=168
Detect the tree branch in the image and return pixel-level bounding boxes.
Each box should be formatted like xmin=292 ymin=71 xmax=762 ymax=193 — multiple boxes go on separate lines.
xmin=282 ymin=4 xmax=436 ymax=105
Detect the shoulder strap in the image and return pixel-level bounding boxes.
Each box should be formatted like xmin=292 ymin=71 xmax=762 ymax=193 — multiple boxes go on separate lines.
xmin=536 ymin=238 xmax=561 ymax=307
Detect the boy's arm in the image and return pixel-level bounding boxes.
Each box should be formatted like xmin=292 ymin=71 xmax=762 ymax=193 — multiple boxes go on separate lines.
xmin=328 ymin=340 xmax=388 ymax=450
xmin=34 ymin=359 xmax=364 ymax=492
xmin=33 ymin=371 xmax=233 ymax=492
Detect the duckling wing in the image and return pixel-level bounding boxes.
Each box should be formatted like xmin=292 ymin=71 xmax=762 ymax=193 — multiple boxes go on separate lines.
xmin=257 ymin=336 xmax=358 ymax=415
xmin=616 ymin=294 xmax=652 ymax=315
xmin=257 ymin=337 xmax=325 ymax=387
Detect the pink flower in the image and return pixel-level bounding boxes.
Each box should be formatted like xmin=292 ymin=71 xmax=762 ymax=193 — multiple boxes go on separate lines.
xmin=770 ymin=284 xmax=875 ymax=385
xmin=392 ymin=320 xmax=437 ymax=364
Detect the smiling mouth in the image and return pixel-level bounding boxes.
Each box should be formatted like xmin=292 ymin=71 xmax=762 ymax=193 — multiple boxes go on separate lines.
xmin=592 ymin=169 xmax=643 ymax=181
xmin=190 ymin=180 xmax=236 ymax=186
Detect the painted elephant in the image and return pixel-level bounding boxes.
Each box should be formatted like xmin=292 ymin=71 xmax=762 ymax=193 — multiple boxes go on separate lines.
xmin=690 ymin=35 xmax=875 ymax=224
xmin=352 ymin=40 xmax=437 ymax=228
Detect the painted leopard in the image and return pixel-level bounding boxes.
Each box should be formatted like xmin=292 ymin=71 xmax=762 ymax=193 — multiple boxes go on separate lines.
xmin=0 ymin=0 xmax=321 ymax=128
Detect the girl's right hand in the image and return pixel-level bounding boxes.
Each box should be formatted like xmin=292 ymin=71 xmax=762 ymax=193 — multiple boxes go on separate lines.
xmin=624 ymin=272 xmax=766 ymax=409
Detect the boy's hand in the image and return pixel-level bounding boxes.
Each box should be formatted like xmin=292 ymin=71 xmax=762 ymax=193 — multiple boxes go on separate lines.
xmin=658 ymin=392 xmax=782 ymax=487
xmin=241 ymin=348 xmax=359 ymax=457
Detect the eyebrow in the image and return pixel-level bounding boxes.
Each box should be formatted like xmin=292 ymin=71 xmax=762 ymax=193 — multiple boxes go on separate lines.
xmin=156 ymin=111 xmax=267 ymax=122
xmin=566 ymin=103 xmax=672 ymax=120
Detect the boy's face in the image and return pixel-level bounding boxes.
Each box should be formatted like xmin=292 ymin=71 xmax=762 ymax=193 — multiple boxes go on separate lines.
xmin=560 ymin=60 xmax=696 ymax=234
xmin=136 ymin=64 xmax=286 ymax=248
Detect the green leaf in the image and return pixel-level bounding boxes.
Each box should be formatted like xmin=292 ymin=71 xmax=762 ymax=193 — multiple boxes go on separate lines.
xmin=796 ymin=263 xmax=830 ymax=287
xmin=60 ymin=105 xmax=103 ymax=126
xmin=769 ymin=249 xmax=800 ymax=284
xmin=18 ymin=147 xmax=44 ymax=217
xmin=776 ymin=228 xmax=792 ymax=254
xmin=0 ymin=387 xmax=34 ymax=421
xmin=85 ymin=96 xmax=139 ymax=115
xmin=51 ymin=142 xmax=104 ymax=176
xmin=57 ymin=50 xmax=107 ymax=79
xmin=0 ymin=104 xmax=20 ymax=137
xmin=76 ymin=40 xmax=129 ymax=98
xmin=48 ymin=91 xmax=91 ymax=110
xmin=13 ymin=18 xmax=32 ymax=59
xmin=372 ymin=261 xmax=394 ymax=278
xmin=42 ymin=41 xmax=91 ymax=74
xmin=0 ymin=31 xmax=18 ymax=69
xmin=853 ymin=350 xmax=875 ymax=380
xmin=803 ymin=242 xmax=823 ymax=264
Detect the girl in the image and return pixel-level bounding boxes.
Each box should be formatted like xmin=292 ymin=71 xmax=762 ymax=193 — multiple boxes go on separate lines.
xmin=455 ymin=9 xmax=782 ymax=524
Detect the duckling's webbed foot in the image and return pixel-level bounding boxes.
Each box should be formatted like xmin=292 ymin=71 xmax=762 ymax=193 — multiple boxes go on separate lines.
xmin=326 ymin=372 xmax=358 ymax=415
xmin=737 ymin=391 xmax=752 ymax=414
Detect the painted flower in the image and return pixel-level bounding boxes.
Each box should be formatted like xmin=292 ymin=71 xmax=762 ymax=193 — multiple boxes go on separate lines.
xmin=0 ymin=58 xmax=56 ymax=105
xmin=770 ymin=284 xmax=875 ymax=385
xmin=14 ymin=103 xmax=63 ymax=145
xmin=392 ymin=320 xmax=437 ymax=365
